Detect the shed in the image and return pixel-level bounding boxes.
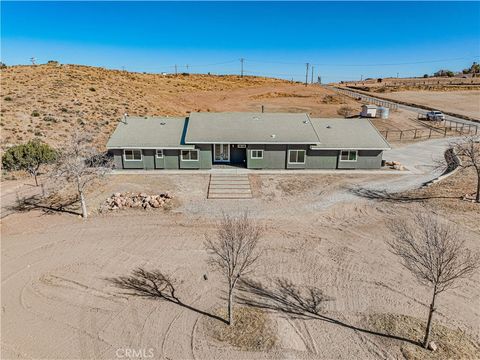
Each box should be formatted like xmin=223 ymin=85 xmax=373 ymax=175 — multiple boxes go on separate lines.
xmin=361 ymin=104 xmax=377 ymax=118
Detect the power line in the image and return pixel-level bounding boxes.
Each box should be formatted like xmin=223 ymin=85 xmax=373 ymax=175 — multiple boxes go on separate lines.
xmin=240 ymin=58 xmax=244 ymax=77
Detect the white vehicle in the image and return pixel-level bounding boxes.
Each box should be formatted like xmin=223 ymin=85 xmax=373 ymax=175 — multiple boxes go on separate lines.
xmin=426 ymin=111 xmax=445 ymax=121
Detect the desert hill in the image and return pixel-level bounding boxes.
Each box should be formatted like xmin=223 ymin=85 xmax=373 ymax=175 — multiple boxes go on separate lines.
xmin=0 ymin=64 xmax=357 ymax=149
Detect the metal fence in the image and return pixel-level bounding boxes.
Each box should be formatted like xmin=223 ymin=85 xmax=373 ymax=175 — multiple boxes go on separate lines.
xmin=380 ymin=120 xmax=478 ymax=141
xmin=330 ymin=87 xmax=399 ymax=110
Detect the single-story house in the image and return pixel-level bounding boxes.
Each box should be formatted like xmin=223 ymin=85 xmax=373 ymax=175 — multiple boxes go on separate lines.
xmin=361 ymin=104 xmax=377 ymax=118
xmin=106 ymin=112 xmax=390 ymax=170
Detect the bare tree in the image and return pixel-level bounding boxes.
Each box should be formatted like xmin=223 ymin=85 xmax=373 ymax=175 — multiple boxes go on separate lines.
xmin=51 ymin=131 xmax=112 ymax=218
xmin=451 ymin=136 xmax=480 ymax=202
xmin=204 ymin=212 xmax=263 ymax=325
xmin=388 ymin=213 xmax=479 ymax=349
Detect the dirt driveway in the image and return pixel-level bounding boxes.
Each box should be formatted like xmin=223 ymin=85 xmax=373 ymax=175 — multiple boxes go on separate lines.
xmin=2 ymin=161 xmax=479 ymax=360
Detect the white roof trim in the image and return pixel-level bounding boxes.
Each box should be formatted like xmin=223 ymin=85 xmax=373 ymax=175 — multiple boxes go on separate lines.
xmin=310 ymin=146 xmax=391 ymax=151
xmin=107 ymin=146 xmax=195 ymax=150
xmin=186 ymin=141 xmax=316 ymax=145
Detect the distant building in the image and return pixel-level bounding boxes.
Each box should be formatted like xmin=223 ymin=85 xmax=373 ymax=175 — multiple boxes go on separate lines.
xmin=361 ymin=105 xmax=377 ymax=118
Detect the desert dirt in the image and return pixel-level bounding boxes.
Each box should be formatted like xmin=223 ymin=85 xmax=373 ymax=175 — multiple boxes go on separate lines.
xmin=373 ymin=90 xmax=480 ymax=120
xmin=1 ymin=165 xmax=479 ymax=359
xmin=0 ymin=64 xmax=456 ymax=152
xmin=0 ymin=64 xmax=362 ymax=150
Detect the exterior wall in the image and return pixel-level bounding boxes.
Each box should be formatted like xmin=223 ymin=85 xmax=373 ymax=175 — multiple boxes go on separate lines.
xmin=286 ymin=145 xmax=308 ymax=169
xmin=306 ymin=150 xmax=338 ymax=169
xmin=110 ymin=147 xmax=383 ymax=170
xmin=179 ymin=145 xmax=212 ymax=169
xmin=337 ymin=150 xmax=383 ymax=169
xmin=142 ymin=150 xmax=155 ymax=170
xmin=163 ymin=150 xmax=179 ymax=169
xmin=155 ymin=150 xmax=165 ymax=169
xmin=247 ymin=144 xmax=288 ymax=169
xmin=111 ymin=149 xmax=123 ymax=169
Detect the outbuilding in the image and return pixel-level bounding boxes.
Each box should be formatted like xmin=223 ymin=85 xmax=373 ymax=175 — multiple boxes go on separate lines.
xmin=106 ymin=112 xmax=390 ymax=170
xmin=361 ymin=104 xmax=378 ymax=118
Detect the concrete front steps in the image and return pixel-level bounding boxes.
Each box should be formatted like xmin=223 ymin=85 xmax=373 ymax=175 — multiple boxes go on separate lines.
xmin=208 ymin=174 xmax=253 ymax=199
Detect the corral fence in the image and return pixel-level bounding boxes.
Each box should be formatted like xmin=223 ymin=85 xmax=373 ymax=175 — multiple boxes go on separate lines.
xmin=331 ymin=86 xmax=399 ymax=110
xmin=380 ymin=119 xmax=478 ymax=141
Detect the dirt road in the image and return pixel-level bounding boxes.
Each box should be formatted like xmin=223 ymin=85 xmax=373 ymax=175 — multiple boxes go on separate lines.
xmin=2 ymin=137 xmax=479 ymax=359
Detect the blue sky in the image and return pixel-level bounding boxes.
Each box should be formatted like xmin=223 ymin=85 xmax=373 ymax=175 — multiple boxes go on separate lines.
xmin=2 ymin=1 xmax=479 ymax=82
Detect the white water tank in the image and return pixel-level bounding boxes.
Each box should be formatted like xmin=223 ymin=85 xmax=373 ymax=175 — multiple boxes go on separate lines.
xmin=377 ymin=107 xmax=389 ymax=119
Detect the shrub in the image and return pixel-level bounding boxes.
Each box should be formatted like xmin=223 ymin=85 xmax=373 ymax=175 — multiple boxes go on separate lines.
xmin=337 ymin=105 xmax=355 ymax=118
xmin=89 ymin=87 xmax=96 ymax=92
xmin=1 ymin=139 xmax=57 ymax=185
xmin=31 ymin=110 xmax=40 ymax=117
xmin=4 ymin=96 xmax=12 ymax=101
xmin=43 ymin=116 xmax=57 ymax=123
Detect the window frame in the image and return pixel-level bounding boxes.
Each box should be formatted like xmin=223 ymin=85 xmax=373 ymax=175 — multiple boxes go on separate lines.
xmin=123 ymin=149 xmax=142 ymax=161
xmin=181 ymin=149 xmax=199 ymax=161
xmin=251 ymin=149 xmax=264 ymax=159
xmin=287 ymin=149 xmax=306 ymax=164
xmin=156 ymin=149 xmax=164 ymax=158
xmin=340 ymin=150 xmax=358 ymax=162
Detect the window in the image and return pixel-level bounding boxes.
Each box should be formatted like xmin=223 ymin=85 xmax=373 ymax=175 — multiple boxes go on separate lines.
xmin=156 ymin=149 xmax=164 ymax=158
xmin=288 ymin=150 xmax=306 ymax=164
xmin=251 ymin=150 xmax=263 ymax=159
xmin=124 ymin=149 xmax=142 ymax=161
xmin=181 ymin=150 xmax=199 ymax=161
xmin=340 ymin=150 xmax=358 ymax=162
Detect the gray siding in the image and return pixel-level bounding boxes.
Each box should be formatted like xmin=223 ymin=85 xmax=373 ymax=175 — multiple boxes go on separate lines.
xmin=306 ymin=150 xmax=338 ymax=169
xmin=286 ymin=145 xmax=308 ymax=169
xmin=143 ymin=149 xmax=155 ymax=170
xmin=337 ymin=150 xmax=383 ymax=169
xmin=111 ymin=149 xmax=123 ymax=169
xmin=110 ymin=147 xmax=383 ymax=170
xmin=247 ymin=144 xmax=287 ymax=169
xmin=164 ymin=150 xmax=179 ymax=169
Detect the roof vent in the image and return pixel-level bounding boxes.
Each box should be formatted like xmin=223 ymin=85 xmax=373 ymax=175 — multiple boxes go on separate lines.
xmin=252 ymin=116 xmax=260 ymax=121
xmin=303 ymin=120 xmax=309 ymax=124
xmin=271 ymin=134 xmax=276 ymax=138
xmin=326 ymin=125 xmax=331 ymax=129
xmin=160 ymin=122 xmax=166 ymax=125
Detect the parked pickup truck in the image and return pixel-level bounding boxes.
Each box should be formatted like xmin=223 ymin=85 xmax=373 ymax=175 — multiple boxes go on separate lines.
xmin=426 ymin=111 xmax=445 ymax=121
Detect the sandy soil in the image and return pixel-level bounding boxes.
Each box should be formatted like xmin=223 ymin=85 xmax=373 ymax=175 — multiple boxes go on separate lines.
xmin=2 ymin=166 xmax=479 ymax=359
xmin=376 ymin=90 xmax=480 ymax=119
xmin=0 ymin=65 xmax=360 ymax=150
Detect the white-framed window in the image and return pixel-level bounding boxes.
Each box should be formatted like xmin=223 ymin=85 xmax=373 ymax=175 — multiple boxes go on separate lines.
xmin=156 ymin=149 xmax=164 ymax=158
xmin=340 ymin=150 xmax=358 ymax=162
xmin=251 ymin=150 xmax=263 ymax=159
xmin=288 ymin=149 xmax=306 ymax=164
xmin=124 ymin=149 xmax=142 ymax=161
xmin=181 ymin=149 xmax=199 ymax=161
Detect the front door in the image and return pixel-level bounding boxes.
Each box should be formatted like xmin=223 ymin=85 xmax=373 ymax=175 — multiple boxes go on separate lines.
xmin=213 ymin=144 xmax=230 ymax=162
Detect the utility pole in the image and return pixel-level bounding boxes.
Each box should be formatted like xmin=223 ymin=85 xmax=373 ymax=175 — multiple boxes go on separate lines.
xmin=305 ymin=63 xmax=310 ymax=86
xmin=397 ymin=72 xmax=399 ymax=78
xmin=360 ymin=74 xmax=363 ymax=81
xmin=175 ymin=64 xmax=177 ymax=75
xmin=30 ymin=57 xmax=36 ymax=65
xmin=186 ymin=64 xmax=189 ymax=73
xmin=311 ymin=65 xmax=314 ymax=84
xmin=240 ymin=58 xmax=244 ymax=77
